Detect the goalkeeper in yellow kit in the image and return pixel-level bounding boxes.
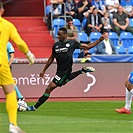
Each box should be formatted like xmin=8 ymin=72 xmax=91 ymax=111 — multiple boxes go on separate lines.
xmin=0 ymin=2 xmax=35 ymax=133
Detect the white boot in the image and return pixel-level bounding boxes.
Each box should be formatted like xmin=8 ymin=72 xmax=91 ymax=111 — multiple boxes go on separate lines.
xmin=9 ymin=124 xmax=25 ymax=133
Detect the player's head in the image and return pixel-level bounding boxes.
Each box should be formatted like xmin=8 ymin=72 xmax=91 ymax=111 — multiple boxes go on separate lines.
xmin=66 ymin=17 xmax=73 ymax=26
xmin=0 ymin=2 xmax=4 ymax=15
xmin=58 ymin=27 xmax=67 ymax=42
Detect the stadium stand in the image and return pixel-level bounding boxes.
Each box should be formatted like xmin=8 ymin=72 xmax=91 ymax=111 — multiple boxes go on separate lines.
xmin=73 ymin=18 xmax=81 ymax=31
xmin=116 ymin=46 xmax=127 ymax=54
xmin=52 ymin=18 xmax=66 ymax=38
xmin=108 ymin=32 xmax=119 ymax=46
xmin=78 ymin=32 xmax=89 ymax=43
xmin=82 ymin=18 xmax=87 ymax=29
xmin=129 ymin=18 xmax=133 ymax=27
xmin=90 ymin=32 xmax=102 ymax=42
xmin=73 ymin=49 xmax=81 ymax=58
xmin=45 ymin=5 xmax=51 ymax=15
xmin=127 ymin=46 xmax=133 ymax=54
xmin=5 ymin=17 xmax=54 ymax=58
xmin=120 ymin=32 xmax=133 ymax=49
xmin=88 ymin=47 xmax=96 ymax=54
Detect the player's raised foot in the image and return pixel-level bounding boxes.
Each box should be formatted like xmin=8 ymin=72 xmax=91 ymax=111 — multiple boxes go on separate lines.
xmin=9 ymin=124 xmax=25 ymax=133
xmin=81 ymin=66 xmax=95 ymax=73
xmin=115 ymin=107 xmax=131 ymax=114
xmin=26 ymin=106 xmax=36 ymax=111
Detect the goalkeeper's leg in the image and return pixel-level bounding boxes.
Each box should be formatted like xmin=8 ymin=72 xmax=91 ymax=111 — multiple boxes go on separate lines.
xmin=2 ymin=84 xmax=25 ymax=132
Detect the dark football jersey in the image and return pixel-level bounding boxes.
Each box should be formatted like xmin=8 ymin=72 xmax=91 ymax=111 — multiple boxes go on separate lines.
xmin=52 ymin=40 xmax=81 ymax=76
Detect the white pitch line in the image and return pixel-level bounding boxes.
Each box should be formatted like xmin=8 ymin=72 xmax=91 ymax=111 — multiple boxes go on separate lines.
xmin=0 ymin=120 xmax=132 ymax=125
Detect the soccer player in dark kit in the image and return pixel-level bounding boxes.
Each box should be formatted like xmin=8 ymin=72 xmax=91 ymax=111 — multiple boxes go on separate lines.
xmin=27 ymin=27 xmax=105 ymax=111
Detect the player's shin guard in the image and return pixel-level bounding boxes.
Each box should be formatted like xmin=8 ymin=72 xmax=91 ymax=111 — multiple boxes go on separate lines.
xmin=6 ymin=91 xmax=17 ymax=126
xmin=34 ymin=93 xmax=50 ymax=109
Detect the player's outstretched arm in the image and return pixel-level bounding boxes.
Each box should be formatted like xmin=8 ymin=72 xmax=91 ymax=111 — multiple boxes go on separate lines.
xmin=80 ymin=33 xmax=105 ymax=50
xmin=40 ymin=53 xmax=55 ymax=78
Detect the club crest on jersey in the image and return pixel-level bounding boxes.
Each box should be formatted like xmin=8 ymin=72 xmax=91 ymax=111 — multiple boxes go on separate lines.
xmin=66 ymin=43 xmax=70 ymax=47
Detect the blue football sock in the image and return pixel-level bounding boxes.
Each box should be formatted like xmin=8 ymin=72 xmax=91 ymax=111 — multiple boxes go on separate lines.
xmin=14 ymin=85 xmax=23 ymax=99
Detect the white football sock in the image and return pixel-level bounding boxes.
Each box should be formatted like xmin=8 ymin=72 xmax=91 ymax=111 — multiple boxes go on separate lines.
xmin=125 ymin=88 xmax=132 ymax=110
xmin=130 ymin=89 xmax=133 ymax=95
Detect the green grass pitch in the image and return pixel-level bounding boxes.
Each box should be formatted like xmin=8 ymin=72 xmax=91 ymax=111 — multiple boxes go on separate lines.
xmin=0 ymin=101 xmax=132 ymax=133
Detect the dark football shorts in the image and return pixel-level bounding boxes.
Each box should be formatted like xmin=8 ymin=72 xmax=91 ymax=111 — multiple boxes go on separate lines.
xmin=52 ymin=74 xmax=70 ymax=87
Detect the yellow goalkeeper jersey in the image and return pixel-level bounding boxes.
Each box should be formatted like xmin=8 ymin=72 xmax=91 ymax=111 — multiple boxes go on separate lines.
xmin=0 ymin=16 xmax=29 ymax=85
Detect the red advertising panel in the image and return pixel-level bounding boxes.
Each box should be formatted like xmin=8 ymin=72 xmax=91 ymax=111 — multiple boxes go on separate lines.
xmin=0 ymin=63 xmax=131 ymax=98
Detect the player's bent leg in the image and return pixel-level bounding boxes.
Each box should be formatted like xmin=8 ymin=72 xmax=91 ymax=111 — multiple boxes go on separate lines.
xmin=27 ymin=82 xmax=57 ymax=111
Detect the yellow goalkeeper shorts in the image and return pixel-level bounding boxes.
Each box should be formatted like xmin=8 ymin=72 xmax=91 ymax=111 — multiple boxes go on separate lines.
xmin=0 ymin=64 xmax=14 ymax=85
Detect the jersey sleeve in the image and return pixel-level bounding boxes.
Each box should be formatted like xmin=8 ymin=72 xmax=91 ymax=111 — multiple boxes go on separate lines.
xmin=74 ymin=40 xmax=81 ymax=49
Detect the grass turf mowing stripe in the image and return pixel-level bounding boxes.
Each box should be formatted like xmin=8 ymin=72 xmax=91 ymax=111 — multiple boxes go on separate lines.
xmin=0 ymin=101 xmax=132 ymax=133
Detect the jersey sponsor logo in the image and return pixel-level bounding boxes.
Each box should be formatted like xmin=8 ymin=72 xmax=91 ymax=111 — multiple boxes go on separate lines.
xmin=55 ymin=47 xmax=68 ymax=53
xmin=54 ymin=75 xmax=61 ymax=81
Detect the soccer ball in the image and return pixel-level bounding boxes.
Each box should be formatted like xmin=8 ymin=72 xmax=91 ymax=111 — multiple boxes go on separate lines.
xmin=17 ymin=100 xmax=27 ymax=112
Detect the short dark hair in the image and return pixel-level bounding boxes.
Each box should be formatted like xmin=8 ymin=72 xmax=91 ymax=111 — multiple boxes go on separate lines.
xmin=84 ymin=53 xmax=91 ymax=56
xmin=59 ymin=27 xmax=67 ymax=34
xmin=66 ymin=17 xmax=73 ymax=23
xmin=0 ymin=2 xmax=3 ymax=9
xmin=92 ymin=7 xmax=97 ymax=11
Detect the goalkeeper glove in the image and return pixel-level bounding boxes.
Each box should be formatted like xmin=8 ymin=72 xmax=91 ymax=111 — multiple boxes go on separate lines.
xmin=26 ymin=51 xmax=35 ymax=65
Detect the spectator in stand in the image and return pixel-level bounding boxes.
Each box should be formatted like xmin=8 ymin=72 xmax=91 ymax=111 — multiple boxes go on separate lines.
xmin=95 ymin=31 xmax=117 ymax=54
xmin=101 ymin=11 xmax=112 ymax=32
xmin=64 ymin=17 xmax=78 ymax=41
xmin=64 ymin=0 xmax=78 ymax=19
xmin=80 ymin=52 xmax=92 ymax=63
xmin=47 ymin=0 xmax=64 ymax=30
xmin=120 ymin=0 xmax=133 ymax=18
xmin=91 ymin=0 xmax=106 ymax=17
xmin=104 ymin=0 xmax=119 ymax=22
xmin=77 ymin=0 xmax=93 ymax=22
xmin=112 ymin=5 xmax=133 ymax=36
xmin=85 ymin=7 xmax=103 ymax=36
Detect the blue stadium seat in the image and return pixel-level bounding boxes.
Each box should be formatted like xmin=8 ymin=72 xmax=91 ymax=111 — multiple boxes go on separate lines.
xmin=120 ymin=32 xmax=133 ymax=48
xmin=73 ymin=18 xmax=81 ymax=31
xmin=90 ymin=32 xmax=102 ymax=42
xmin=108 ymin=32 xmax=119 ymax=46
xmin=127 ymin=46 xmax=133 ymax=54
xmin=116 ymin=46 xmax=126 ymax=54
xmin=129 ymin=18 xmax=133 ymax=27
xmin=82 ymin=18 xmax=87 ymax=29
xmin=88 ymin=47 xmax=96 ymax=54
xmin=52 ymin=19 xmax=66 ymax=37
xmin=73 ymin=49 xmax=81 ymax=58
xmin=78 ymin=32 xmax=89 ymax=43
xmin=45 ymin=5 xmax=51 ymax=15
